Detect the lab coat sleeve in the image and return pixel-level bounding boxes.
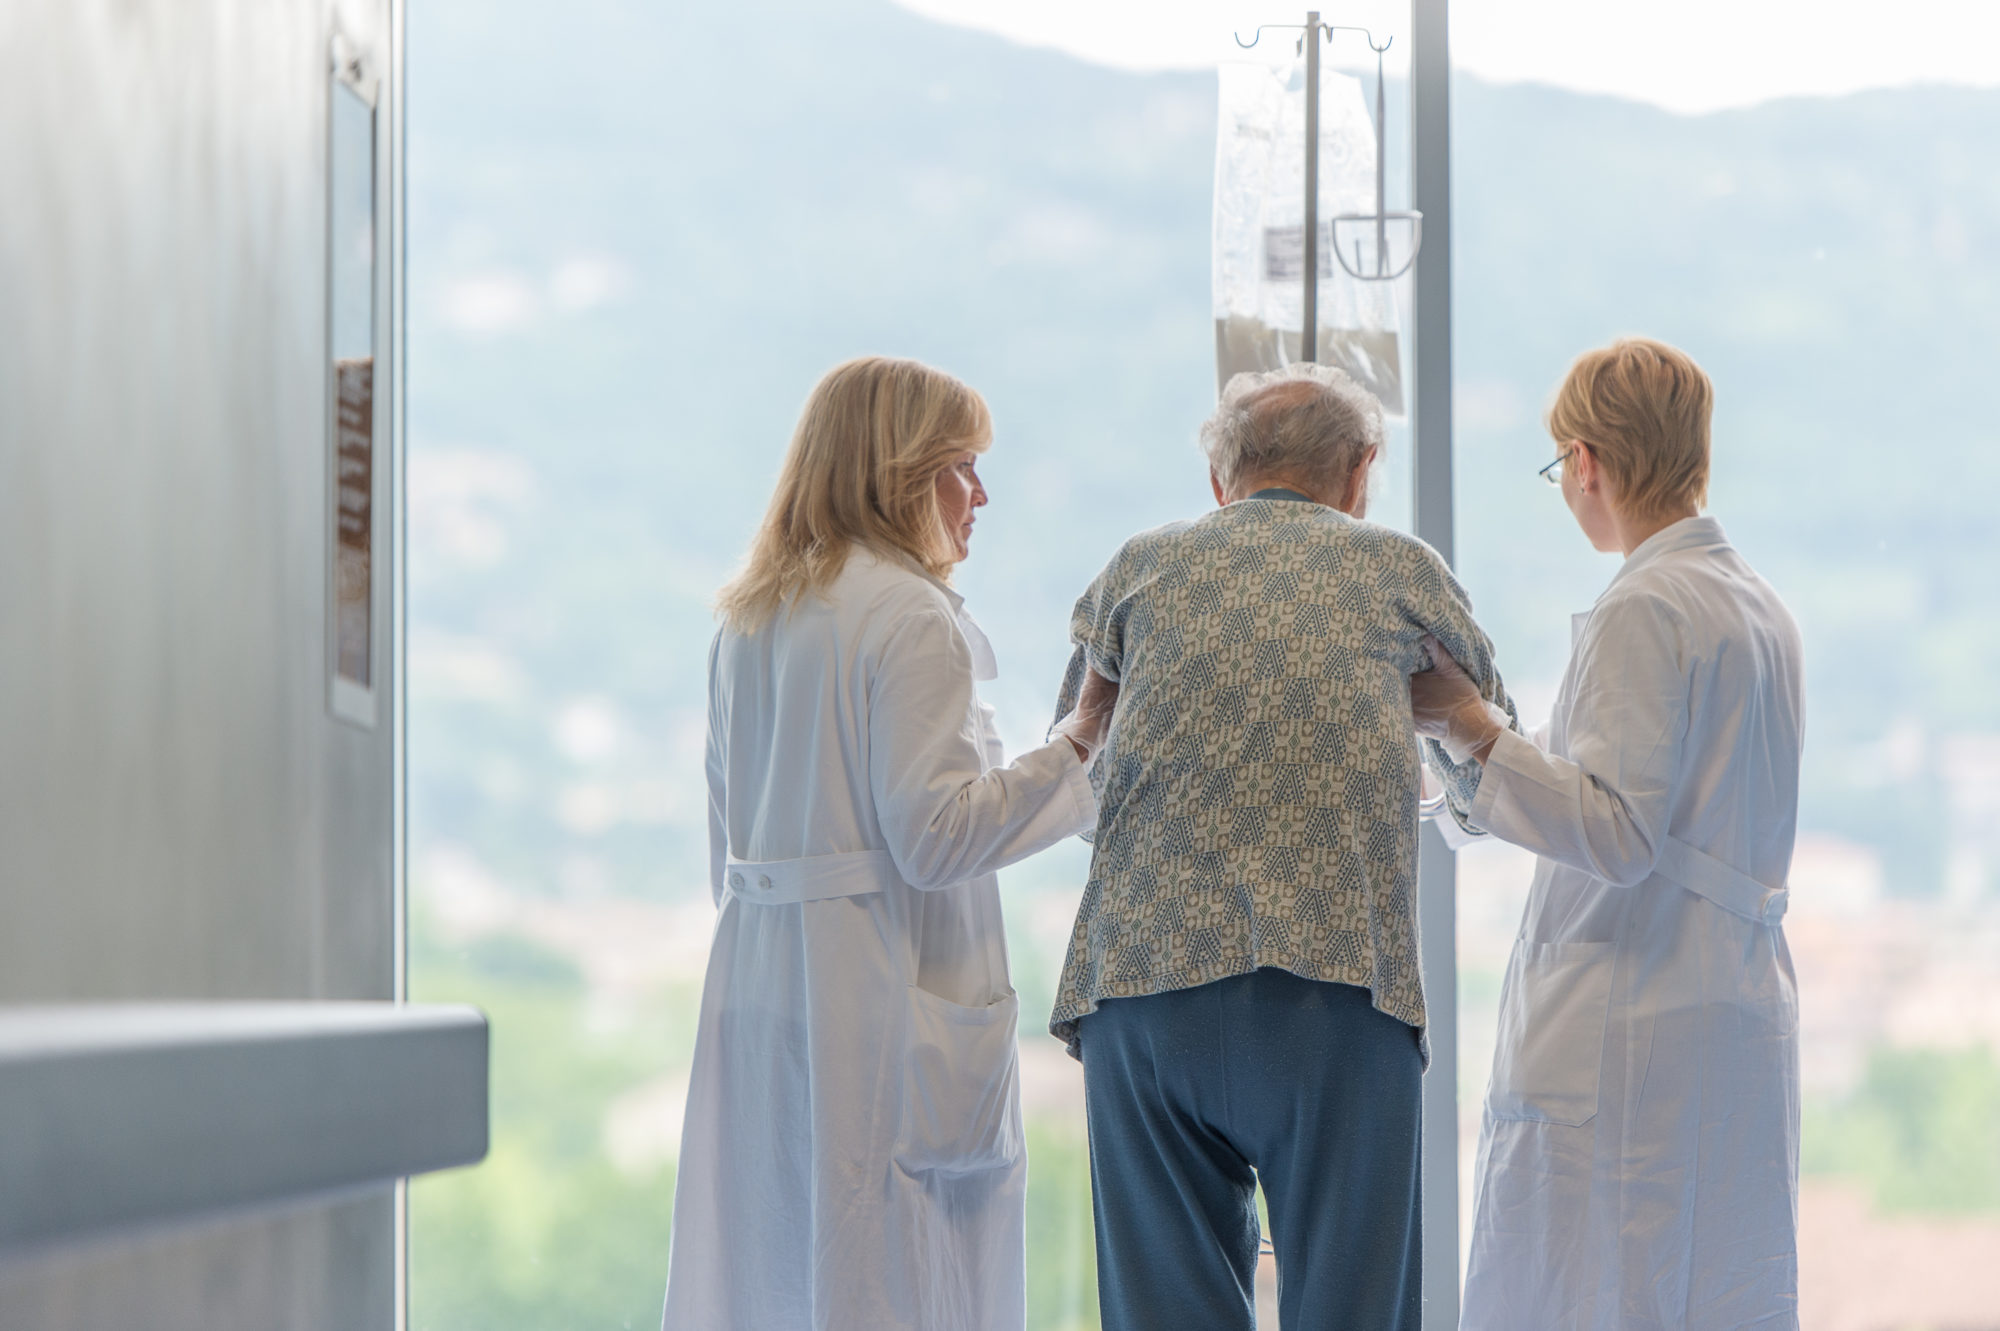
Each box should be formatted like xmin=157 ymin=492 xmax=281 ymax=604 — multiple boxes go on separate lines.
xmin=1469 ymin=591 xmax=1691 ymax=886
xmin=871 ymin=608 xmax=1096 ymax=891
xmin=705 ymin=632 xmax=728 ymax=908
xmin=975 ymin=698 xmax=1008 ymax=771
xmin=1405 ymin=550 xmax=1521 ymax=837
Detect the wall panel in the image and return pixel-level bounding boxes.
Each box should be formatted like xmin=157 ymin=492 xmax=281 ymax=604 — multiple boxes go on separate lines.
xmin=0 ymin=0 xmax=402 ymax=1324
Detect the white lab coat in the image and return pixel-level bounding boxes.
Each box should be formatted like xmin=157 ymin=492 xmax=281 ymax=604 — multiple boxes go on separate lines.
xmin=661 ymin=547 xmax=1095 ymax=1331
xmin=1459 ymin=516 xmax=1804 ymax=1331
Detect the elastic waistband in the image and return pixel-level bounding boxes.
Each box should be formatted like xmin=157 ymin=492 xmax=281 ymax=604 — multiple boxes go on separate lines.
xmin=1654 ymin=836 xmax=1788 ymax=924
xmin=724 ymin=847 xmax=896 ymax=905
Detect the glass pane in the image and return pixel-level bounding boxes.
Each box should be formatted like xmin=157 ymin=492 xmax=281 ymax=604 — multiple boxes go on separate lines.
xmin=1451 ymin=13 xmax=2000 ymax=1323
xmin=408 ymin=1 xmax=1437 ymax=1322
xmin=408 ymin=1 xmax=1435 ymax=1324
xmin=400 ymin=7 xmax=1309 ymax=1330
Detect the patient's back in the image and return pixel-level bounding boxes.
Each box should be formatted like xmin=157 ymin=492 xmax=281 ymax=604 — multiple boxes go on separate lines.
xmin=1045 ymin=496 xmax=1511 ymax=1056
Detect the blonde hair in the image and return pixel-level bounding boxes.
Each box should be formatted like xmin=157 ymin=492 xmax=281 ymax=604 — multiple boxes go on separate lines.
xmin=1548 ymin=337 xmax=1712 ymax=521
xmin=716 ymin=356 xmax=991 ymax=632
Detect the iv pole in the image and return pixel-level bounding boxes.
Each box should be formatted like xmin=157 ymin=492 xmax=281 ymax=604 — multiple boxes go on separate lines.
xmin=1235 ymin=13 xmax=1424 ymax=364
xmin=1302 ymin=10 xmax=1321 ymax=363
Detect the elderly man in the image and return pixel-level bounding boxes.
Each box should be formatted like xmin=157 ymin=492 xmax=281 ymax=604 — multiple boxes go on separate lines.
xmin=1049 ymin=364 xmax=1515 ymax=1331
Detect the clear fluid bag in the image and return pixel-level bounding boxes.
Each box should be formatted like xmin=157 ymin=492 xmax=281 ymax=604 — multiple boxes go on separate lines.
xmin=1213 ymin=60 xmax=1404 ymax=416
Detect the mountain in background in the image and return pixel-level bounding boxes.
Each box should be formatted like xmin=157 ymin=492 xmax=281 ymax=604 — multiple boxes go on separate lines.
xmin=408 ymin=0 xmax=2000 ymax=902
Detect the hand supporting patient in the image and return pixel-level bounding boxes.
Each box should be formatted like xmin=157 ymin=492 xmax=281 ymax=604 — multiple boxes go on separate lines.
xmin=1052 ymin=666 xmax=1120 ymax=764
xmin=1411 ymin=636 xmax=1506 ymax=766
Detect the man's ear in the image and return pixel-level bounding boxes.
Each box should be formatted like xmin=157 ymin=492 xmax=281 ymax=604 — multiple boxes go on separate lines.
xmin=1210 ymin=469 xmax=1228 ymax=507
xmin=1345 ymin=447 xmax=1379 ymax=512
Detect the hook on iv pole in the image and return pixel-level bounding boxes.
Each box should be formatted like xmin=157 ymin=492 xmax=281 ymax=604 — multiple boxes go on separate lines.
xmin=1233 ymin=22 xmax=1300 ymax=49
xmin=1234 ymin=21 xmax=1391 ymax=52
xmin=1326 ymin=24 xmax=1390 ymax=53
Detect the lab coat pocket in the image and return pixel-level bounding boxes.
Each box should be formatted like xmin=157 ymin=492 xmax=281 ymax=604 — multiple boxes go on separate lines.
xmin=1487 ymin=941 xmax=1615 ymax=1127
xmin=895 ymin=985 xmax=1024 ymax=1175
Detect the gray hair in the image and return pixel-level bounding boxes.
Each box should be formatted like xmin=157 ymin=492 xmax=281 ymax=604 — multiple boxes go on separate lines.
xmin=1198 ymin=363 xmax=1384 ymax=497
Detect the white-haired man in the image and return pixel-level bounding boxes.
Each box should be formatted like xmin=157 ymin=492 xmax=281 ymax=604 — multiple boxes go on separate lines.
xmin=1049 ymin=364 xmax=1515 ymax=1331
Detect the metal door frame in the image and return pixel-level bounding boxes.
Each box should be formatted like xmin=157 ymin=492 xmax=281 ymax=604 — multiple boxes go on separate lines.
xmin=1409 ymin=2 xmax=1461 ymax=1326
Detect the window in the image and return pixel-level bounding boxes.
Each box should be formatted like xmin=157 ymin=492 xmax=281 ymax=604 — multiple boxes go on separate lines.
xmin=405 ymin=6 xmax=1297 ymax=1326
xmin=1449 ymin=11 xmax=2000 ymax=1322
xmin=409 ymin=3 xmax=1996 ymax=1328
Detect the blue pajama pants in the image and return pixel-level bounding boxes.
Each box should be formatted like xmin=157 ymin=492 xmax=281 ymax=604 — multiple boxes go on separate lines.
xmin=1077 ymin=968 xmax=1424 ymax=1331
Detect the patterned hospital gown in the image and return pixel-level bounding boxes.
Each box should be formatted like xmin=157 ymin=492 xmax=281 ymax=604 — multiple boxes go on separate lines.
xmin=1048 ymin=496 xmax=1515 ymax=1057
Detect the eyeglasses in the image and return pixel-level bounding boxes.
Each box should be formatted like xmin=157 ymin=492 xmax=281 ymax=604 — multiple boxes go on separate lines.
xmin=1539 ymin=443 xmax=1583 ymax=487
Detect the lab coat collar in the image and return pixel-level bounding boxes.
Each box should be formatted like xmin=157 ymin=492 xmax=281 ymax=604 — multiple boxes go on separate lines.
xmin=873 ymin=546 xmax=966 ymax=613
xmin=873 ymin=546 xmax=998 ymax=681
xmin=1609 ymin=515 xmax=1729 ymax=590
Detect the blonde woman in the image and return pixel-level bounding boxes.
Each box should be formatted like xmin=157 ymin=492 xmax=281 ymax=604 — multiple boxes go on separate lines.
xmin=661 ymin=357 xmax=1103 ymax=1331
xmin=1414 ymin=339 xmax=1804 ymax=1329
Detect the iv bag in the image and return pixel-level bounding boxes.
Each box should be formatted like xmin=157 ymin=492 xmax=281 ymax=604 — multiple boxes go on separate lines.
xmin=1213 ymin=61 xmax=1404 ymax=417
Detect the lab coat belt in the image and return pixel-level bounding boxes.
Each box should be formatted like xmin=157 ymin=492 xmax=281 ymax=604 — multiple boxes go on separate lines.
xmin=1653 ymin=836 xmax=1789 ymax=924
xmin=725 ymin=848 xmax=896 ymax=905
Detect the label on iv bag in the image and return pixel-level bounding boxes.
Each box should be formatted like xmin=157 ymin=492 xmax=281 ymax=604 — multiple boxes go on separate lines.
xmin=1261 ymin=225 xmax=1337 ymax=281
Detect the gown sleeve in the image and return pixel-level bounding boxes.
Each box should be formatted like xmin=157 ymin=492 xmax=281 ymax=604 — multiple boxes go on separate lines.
xmin=1469 ymin=591 xmax=1692 ymax=886
xmin=870 ymin=607 xmax=1095 ymax=891
xmin=1402 ymin=548 xmax=1522 ymax=836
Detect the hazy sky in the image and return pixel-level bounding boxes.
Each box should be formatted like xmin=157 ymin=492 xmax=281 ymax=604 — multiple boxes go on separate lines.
xmin=892 ymin=0 xmax=2000 ymax=113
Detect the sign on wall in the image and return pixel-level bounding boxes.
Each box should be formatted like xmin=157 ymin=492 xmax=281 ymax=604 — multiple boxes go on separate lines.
xmin=328 ymin=41 xmax=378 ymax=727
